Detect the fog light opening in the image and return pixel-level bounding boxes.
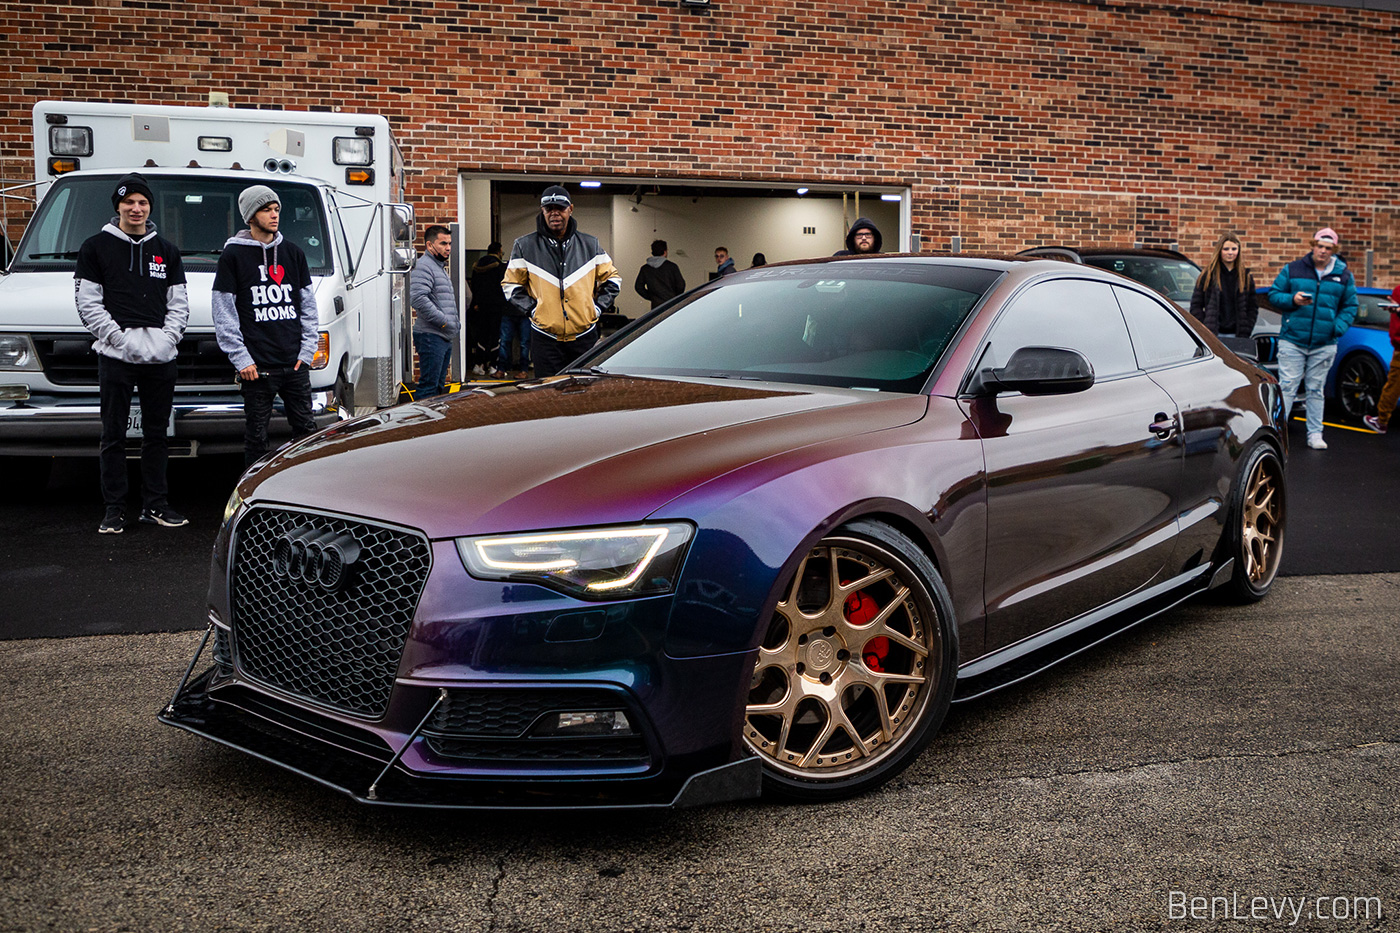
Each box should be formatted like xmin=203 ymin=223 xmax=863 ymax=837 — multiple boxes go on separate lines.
xmin=539 ymin=710 xmax=634 ymax=736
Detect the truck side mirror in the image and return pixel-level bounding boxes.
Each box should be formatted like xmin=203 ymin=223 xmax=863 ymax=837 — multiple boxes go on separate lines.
xmin=386 ymin=203 xmax=414 ymax=275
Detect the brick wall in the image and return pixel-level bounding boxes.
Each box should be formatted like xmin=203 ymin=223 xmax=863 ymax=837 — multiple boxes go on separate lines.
xmin=4 ymin=0 xmax=1399 ymax=280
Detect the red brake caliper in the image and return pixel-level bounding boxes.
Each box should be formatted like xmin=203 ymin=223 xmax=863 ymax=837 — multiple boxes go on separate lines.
xmin=842 ymin=583 xmax=888 ymax=672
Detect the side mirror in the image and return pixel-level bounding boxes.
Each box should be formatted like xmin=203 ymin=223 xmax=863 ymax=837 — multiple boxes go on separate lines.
xmin=975 ymin=346 xmax=1094 ymax=396
xmin=386 ymin=203 xmax=414 ymax=275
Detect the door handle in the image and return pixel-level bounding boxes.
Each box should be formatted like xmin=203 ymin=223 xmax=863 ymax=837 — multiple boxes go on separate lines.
xmin=1149 ymin=412 xmax=1176 ymax=440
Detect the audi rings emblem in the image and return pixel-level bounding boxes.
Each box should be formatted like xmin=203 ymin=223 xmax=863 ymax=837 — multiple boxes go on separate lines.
xmin=273 ymin=525 xmax=362 ymax=592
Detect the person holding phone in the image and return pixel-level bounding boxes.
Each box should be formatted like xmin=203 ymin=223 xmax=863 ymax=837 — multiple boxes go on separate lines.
xmin=1267 ymin=227 xmax=1358 ymax=450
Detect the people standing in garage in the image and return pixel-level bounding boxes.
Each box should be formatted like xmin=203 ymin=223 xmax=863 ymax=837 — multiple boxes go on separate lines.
xmin=713 ymin=246 xmax=736 ymax=278
xmin=1268 ymin=227 xmax=1357 ymax=450
xmin=1189 ymin=233 xmax=1258 ymax=338
xmin=834 ymin=218 xmax=882 ymax=256
xmin=76 ymin=172 xmax=190 ymax=534
xmin=410 ymin=224 xmax=460 ymax=397
xmin=1363 ymin=285 xmax=1400 ymax=434
xmin=468 ymin=241 xmax=508 ymax=377
xmin=212 ymin=185 xmax=318 ymax=467
xmin=634 ymin=239 xmax=686 ymax=309
xmin=503 ymin=186 xmax=621 ymax=378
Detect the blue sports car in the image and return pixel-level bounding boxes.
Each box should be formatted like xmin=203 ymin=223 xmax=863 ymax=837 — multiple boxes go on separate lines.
xmin=1252 ymin=286 xmax=1397 ymax=420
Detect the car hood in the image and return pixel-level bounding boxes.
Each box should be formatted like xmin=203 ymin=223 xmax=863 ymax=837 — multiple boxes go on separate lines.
xmin=243 ymin=375 xmax=929 ymax=538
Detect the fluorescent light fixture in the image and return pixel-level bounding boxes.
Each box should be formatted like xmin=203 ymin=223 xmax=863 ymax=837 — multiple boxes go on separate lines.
xmin=881 ymin=194 xmax=902 ymax=202
xmin=796 ymin=187 xmax=809 ymax=195
xmin=579 ymin=180 xmax=602 ymax=188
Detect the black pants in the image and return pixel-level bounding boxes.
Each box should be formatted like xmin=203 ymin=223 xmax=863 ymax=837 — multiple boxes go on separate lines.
xmin=240 ymin=365 xmax=317 ymax=466
xmin=532 ymin=328 xmax=599 ymax=379
xmin=98 ymin=356 xmax=177 ymax=509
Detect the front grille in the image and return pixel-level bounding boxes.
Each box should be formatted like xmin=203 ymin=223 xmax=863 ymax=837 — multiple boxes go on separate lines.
xmin=34 ymin=333 xmax=234 ymax=386
xmin=1255 ymin=334 xmax=1279 ymax=365
xmin=229 ymin=506 xmax=431 ymax=718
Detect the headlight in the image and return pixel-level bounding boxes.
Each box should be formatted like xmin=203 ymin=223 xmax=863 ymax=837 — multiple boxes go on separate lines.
xmin=457 ymin=523 xmax=693 ymax=599
xmin=0 ymin=335 xmax=41 ymax=371
xmin=222 ymin=487 xmax=244 ymax=526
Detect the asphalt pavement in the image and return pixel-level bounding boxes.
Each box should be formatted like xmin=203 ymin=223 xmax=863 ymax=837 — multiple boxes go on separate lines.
xmin=1 ymin=575 xmax=1395 ymax=931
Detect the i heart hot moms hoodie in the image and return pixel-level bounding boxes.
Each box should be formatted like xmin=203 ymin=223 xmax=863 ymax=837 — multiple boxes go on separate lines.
xmin=74 ymin=220 xmax=189 ymax=363
xmin=211 ymin=230 xmax=317 ymax=371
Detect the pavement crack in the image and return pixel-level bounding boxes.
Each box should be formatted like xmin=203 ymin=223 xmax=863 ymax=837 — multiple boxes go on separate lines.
xmin=901 ymin=739 xmax=1399 ymax=792
xmin=484 ymin=847 xmax=512 ymax=933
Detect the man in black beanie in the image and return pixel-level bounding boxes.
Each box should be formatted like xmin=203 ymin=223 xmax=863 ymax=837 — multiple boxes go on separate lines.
xmin=75 ymin=172 xmax=190 ymax=534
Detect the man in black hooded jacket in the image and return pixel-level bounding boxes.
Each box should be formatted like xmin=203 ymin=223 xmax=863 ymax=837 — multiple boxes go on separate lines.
xmin=833 ymin=218 xmax=883 ymax=256
xmin=75 ymin=172 xmax=190 ymax=534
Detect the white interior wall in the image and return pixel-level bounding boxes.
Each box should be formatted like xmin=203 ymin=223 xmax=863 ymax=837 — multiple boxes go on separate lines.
xmin=499 ymin=193 xmax=901 ymax=319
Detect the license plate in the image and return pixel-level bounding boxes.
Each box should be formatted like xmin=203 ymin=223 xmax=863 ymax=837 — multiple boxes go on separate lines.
xmin=126 ymin=406 xmax=176 ymax=438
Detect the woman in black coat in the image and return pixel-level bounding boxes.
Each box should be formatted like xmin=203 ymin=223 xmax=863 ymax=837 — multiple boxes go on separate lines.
xmin=1189 ymin=233 xmax=1257 ymax=338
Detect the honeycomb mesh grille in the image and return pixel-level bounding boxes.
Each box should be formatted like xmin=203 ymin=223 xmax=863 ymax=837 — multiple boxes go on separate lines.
xmin=230 ymin=506 xmax=431 ymax=718
xmin=428 ymin=688 xmax=628 ymax=737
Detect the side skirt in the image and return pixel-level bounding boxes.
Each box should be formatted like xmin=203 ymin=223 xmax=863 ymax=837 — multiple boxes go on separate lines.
xmin=952 ymin=563 xmax=1214 ymax=704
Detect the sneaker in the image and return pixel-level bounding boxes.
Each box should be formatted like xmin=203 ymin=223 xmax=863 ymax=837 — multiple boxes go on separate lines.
xmin=471 ymin=364 xmax=485 ymax=376
xmin=1306 ymin=433 xmax=1328 ymax=450
xmin=98 ymin=506 xmax=126 ymax=535
xmin=139 ymin=505 xmax=189 ymax=528
xmin=1363 ymin=415 xmax=1387 ymax=434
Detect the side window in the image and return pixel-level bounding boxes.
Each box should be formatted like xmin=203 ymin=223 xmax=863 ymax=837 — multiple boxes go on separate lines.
xmin=983 ymin=279 xmax=1138 ymax=379
xmin=1114 ymin=286 xmax=1203 ymax=369
xmin=326 ymin=196 xmax=355 ymax=278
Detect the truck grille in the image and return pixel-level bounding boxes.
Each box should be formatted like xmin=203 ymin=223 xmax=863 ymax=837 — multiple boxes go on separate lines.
xmin=229 ymin=506 xmax=432 ymax=719
xmin=33 ymin=333 xmax=233 ymax=386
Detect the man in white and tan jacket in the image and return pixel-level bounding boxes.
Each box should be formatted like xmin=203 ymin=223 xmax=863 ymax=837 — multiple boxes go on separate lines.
xmin=75 ymin=172 xmax=190 ymax=534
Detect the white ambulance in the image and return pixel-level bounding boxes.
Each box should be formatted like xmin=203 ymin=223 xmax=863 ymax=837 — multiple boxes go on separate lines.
xmin=0 ymin=101 xmax=417 ymax=475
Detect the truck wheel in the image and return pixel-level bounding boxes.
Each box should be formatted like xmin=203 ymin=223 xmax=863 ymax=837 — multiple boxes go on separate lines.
xmin=334 ymin=372 xmax=357 ymax=419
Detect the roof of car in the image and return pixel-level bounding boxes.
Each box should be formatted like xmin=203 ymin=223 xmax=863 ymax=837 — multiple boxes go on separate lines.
xmin=1017 ymin=245 xmax=1196 ymax=262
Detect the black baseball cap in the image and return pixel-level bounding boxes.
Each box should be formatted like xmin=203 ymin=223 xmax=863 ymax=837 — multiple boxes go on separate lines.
xmin=540 ymin=185 xmax=572 ymax=209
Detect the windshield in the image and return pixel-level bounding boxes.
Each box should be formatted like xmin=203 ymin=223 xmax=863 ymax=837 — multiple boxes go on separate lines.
xmin=1082 ymin=254 xmax=1200 ymax=304
xmin=11 ymin=175 xmax=331 ymax=274
xmin=586 ymin=262 xmax=1002 ymax=392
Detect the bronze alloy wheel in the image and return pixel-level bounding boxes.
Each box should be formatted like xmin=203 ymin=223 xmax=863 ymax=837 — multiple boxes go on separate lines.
xmin=1226 ymin=444 xmax=1286 ymax=602
xmin=744 ymin=523 xmax=954 ymax=797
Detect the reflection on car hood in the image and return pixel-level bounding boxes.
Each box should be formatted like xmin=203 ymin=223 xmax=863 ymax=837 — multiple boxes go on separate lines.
xmin=244 ymin=375 xmax=929 ymax=538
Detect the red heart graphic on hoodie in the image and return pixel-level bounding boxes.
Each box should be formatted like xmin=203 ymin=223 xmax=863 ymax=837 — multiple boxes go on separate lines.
xmin=153 ymin=255 xmax=163 ymax=264
xmin=268 ymin=264 xmax=285 ymax=284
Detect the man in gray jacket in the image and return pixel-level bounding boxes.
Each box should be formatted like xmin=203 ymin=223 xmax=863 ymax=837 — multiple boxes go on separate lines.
xmin=75 ymin=173 xmax=190 ymax=533
xmin=410 ymin=225 xmax=462 ymax=397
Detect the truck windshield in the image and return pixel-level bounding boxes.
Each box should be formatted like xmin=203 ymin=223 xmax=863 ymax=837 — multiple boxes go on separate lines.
xmin=11 ymin=175 xmax=331 ymax=275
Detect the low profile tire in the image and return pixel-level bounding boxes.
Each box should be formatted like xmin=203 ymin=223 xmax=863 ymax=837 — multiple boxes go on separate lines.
xmin=1221 ymin=443 xmax=1285 ymax=603
xmin=1337 ymin=353 xmax=1385 ymax=421
xmin=744 ymin=520 xmax=957 ymax=802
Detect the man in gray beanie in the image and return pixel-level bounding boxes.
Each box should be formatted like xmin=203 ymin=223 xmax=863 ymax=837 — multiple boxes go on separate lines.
xmin=212 ymin=184 xmax=320 ymax=465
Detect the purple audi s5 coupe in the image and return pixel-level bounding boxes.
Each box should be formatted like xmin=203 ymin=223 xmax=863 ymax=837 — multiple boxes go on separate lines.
xmin=161 ymin=255 xmax=1288 ymax=809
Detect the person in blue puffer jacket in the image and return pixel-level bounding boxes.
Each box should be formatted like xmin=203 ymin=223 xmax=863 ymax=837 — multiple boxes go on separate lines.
xmin=1268 ymin=227 xmax=1357 ymax=450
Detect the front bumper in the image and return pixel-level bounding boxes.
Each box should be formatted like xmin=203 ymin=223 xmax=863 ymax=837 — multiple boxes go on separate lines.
xmin=160 ymin=662 xmax=761 ymax=810
xmin=0 ymin=390 xmax=339 ymax=456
